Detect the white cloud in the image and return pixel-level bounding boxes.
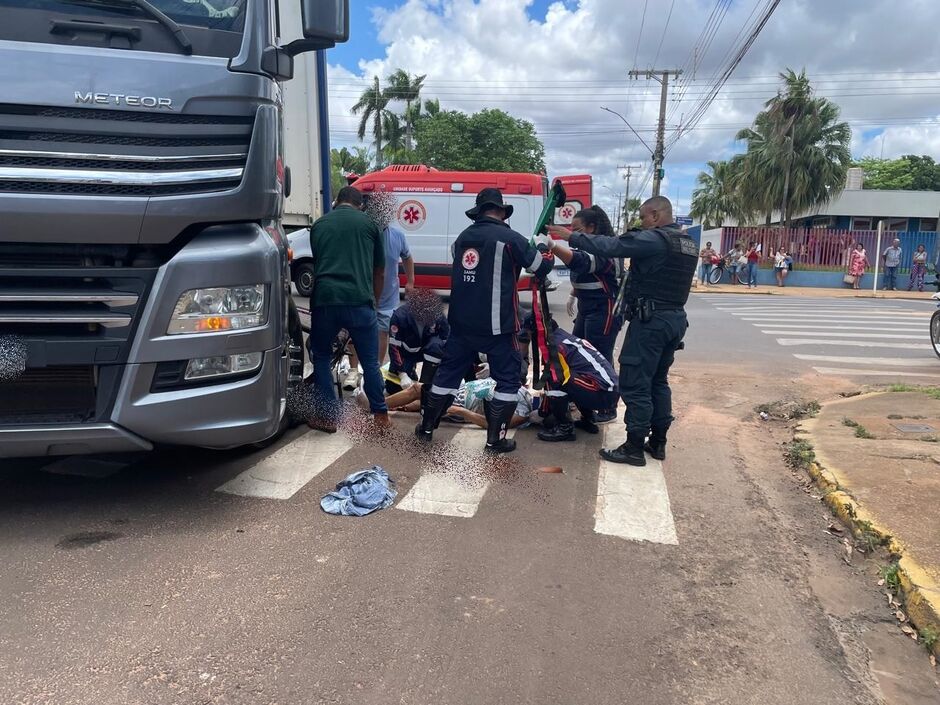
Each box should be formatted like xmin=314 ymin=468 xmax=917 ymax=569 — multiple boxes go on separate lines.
xmin=327 ymin=0 xmax=940 ymax=215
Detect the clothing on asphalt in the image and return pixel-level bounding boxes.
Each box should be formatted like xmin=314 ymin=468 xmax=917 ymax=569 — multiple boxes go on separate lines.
xmin=320 ymin=466 xmax=397 ymax=516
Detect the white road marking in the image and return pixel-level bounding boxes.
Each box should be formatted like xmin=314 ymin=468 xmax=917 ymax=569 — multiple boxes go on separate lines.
xmin=745 ymin=323 xmax=923 ymax=332
xmin=776 ymin=338 xmax=932 ymax=350
xmin=812 ymin=367 xmax=940 ymax=379
xmin=216 ymin=430 xmax=352 ymax=500
xmin=760 ymin=330 xmax=922 ymax=339
xmin=794 ymin=354 xmax=937 ymax=367
xmin=594 ymin=425 xmax=678 ymax=545
xmin=396 ymin=427 xmax=492 ymax=518
xmin=723 ymin=309 xmax=930 ymax=317
xmin=738 ymin=317 xmax=926 ymax=326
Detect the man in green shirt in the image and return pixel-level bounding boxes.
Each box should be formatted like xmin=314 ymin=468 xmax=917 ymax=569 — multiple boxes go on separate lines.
xmin=307 ymin=186 xmax=389 ymax=432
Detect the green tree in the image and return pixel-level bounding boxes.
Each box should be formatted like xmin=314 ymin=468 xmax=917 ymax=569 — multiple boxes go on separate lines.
xmin=621 ymin=197 xmax=642 ymax=230
xmin=330 ymin=147 xmax=371 ymax=195
xmin=734 ymin=69 xmax=851 ymax=227
xmin=414 ymin=108 xmax=545 ymax=172
xmin=351 ymin=76 xmax=393 ymax=168
xmin=690 ymin=160 xmax=745 ymax=229
xmin=856 ymin=155 xmax=940 ymax=191
xmin=385 ymin=69 xmax=426 ymax=152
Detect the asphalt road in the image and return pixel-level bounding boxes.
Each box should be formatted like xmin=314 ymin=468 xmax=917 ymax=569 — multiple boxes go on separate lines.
xmin=1 ymin=286 xmax=938 ymax=704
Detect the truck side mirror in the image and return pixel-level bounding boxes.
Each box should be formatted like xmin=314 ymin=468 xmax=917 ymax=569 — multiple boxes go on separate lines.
xmin=301 ymin=0 xmax=348 ymax=42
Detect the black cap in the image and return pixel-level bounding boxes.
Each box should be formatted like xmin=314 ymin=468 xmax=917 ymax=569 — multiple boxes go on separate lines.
xmin=465 ymin=187 xmax=514 ymax=221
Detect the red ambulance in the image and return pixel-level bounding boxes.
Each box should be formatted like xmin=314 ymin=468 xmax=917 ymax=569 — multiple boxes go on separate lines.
xmin=351 ymin=165 xmax=593 ymax=290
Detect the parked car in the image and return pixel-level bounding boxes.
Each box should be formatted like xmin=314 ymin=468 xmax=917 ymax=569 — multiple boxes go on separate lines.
xmin=288 ymin=229 xmax=315 ymax=297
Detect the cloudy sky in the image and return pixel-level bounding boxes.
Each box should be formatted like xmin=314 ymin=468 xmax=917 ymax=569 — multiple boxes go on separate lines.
xmin=324 ymin=0 xmax=940 ymax=218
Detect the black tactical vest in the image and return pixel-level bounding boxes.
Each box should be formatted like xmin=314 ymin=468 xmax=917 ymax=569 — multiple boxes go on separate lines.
xmin=629 ymin=227 xmax=698 ymax=307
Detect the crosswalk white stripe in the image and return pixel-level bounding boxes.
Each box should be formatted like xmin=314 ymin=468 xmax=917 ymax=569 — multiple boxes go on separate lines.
xmin=812 ymin=366 xmax=940 ymax=379
xmin=723 ymin=309 xmax=930 ymax=317
xmin=395 ymin=427 xmax=493 ymax=518
xmin=735 ymin=313 xmax=930 ymax=326
xmin=746 ymin=324 xmax=924 ymax=332
xmin=776 ymin=338 xmax=932 ymax=350
xmin=795 ymin=354 xmax=937 ymax=366
xmin=760 ymin=330 xmax=922 ymax=339
xmin=594 ymin=426 xmax=678 ymax=545
xmin=216 ymin=430 xmax=352 ymax=500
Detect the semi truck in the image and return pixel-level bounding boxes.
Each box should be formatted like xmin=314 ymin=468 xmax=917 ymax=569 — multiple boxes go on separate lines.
xmin=0 ymin=0 xmax=349 ymax=458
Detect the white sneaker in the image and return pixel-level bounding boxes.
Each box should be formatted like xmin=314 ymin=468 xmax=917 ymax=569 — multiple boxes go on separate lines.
xmin=342 ymin=368 xmax=361 ymax=391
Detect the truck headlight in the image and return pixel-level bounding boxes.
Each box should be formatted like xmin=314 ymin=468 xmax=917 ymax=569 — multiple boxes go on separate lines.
xmin=167 ymin=285 xmax=266 ymax=335
xmin=184 ymin=352 xmax=263 ymax=381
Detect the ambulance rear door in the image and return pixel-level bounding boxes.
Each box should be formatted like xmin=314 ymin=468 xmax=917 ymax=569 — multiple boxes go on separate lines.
xmin=389 ymin=191 xmax=450 ymax=289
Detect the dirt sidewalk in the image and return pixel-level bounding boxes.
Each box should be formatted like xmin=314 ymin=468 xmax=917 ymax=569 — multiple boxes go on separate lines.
xmin=800 ymin=391 xmax=940 ymax=657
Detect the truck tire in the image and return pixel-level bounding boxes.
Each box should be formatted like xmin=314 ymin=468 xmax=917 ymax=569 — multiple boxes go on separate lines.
xmin=294 ymin=262 xmax=315 ymax=298
xmin=251 ymin=299 xmax=306 ymax=450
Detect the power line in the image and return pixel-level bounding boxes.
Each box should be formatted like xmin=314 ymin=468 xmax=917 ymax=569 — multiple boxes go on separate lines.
xmin=651 ymin=0 xmax=677 ymax=69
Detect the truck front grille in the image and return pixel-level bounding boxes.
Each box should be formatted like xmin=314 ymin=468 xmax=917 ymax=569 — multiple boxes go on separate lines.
xmin=0 ymin=103 xmax=252 ymax=197
xmin=0 ymin=366 xmax=96 ymax=425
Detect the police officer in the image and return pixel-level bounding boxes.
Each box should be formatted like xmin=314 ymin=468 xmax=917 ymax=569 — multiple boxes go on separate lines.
xmin=415 ymin=188 xmax=554 ymax=453
xmin=551 ymin=196 xmax=696 ymax=465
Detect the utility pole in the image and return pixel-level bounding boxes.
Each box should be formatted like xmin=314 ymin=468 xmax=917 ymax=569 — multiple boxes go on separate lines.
xmin=617 ymin=164 xmax=641 ymax=226
xmin=628 ymin=68 xmax=682 ymax=197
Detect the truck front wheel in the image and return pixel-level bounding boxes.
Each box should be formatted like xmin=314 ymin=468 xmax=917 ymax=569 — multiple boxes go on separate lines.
xmin=251 ymin=299 xmax=305 ymax=450
xmin=294 ymin=262 xmax=315 ymax=298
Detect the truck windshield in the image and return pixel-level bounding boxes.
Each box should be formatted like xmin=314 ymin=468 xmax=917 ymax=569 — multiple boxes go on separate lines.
xmin=0 ymin=0 xmax=247 ymax=32
xmin=1 ymin=0 xmax=246 ymax=56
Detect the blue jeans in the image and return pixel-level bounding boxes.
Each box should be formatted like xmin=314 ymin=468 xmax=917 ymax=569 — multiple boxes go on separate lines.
xmin=308 ymin=304 xmax=388 ymax=417
xmin=883 ymin=266 xmax=898 ymax=290
xmin=701 ymin=263 xmax=713 ymax=283
xmin=746 ymin=262 xmax=758 ymax=286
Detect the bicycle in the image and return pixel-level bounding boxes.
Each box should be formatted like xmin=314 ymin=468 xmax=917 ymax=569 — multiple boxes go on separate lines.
xmin=707 ymin=256 xmax=746 ymax=285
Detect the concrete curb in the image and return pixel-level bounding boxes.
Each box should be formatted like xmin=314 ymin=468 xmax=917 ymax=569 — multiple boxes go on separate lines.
xmin=799 ymin=403 xmax=940 ymax=657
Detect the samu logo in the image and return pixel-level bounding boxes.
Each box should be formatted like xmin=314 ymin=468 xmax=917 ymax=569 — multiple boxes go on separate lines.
xmin=461 ymin=248 xmax=479 ymax=283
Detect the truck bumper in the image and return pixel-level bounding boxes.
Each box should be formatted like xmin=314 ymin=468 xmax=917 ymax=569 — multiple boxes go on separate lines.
xmin=112 ymin=349 xmax=285 ymax=450
xmin=0 ymin=423 xmax=153 ymax=458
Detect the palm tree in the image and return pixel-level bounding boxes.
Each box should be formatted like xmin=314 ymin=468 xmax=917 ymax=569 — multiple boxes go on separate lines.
xmin=381 ymin=112 xmax=405 ymax=164
xmin=385 ymin=69 xmax=426 ymax=151
xmin=423 ymin=98 xmax=441 ymax=117
xmin=735 ymin=69 xmax=851 ymax=227
xmin=351 ymin=76 xmax=392 ymax=168
xmin=690 ymin=160 xmax=745 ymax=229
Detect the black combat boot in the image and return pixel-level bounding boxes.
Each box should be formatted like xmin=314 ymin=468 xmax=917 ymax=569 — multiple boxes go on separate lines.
xmin=538 ymin=394 xmax=576 ymax=442
xmin=644 ymin=427 xmax=668 ymax=461
xmin=414 ymin=387 xmax=454 ymax=443
xmin=538 ymin=422 xmax=575 ymax=442
xmin=573 ymin=407 xmax=599 ymax=435
xmin=600 ymin=431 xmax=647 ymax=466
xmin=483 ymin=399 xmax=517 ymax=454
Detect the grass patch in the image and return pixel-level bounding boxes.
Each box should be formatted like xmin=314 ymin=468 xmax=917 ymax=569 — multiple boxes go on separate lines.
xmin=855 ymin=520 xmax=890 ymax=553
xmin=785 ymin=439 xmax=816 ymax=470
xmin=887 ymin=414 xmax=903 ymax=420
xmin=842 ymin=417 xmax=859 ymax=427
xmin=888 ymin=384 xmax=918 ymax=393
xmin=921 ymin=626 xmax=939 ymax=651
xmin=880 ymin=562 xmax=901 ymax=592
xmin=887 ymin=384 xmax=940 ymax=400
xmin=920 ymin=435 xmax=939 ymax=443
xmin=855 ymin=425 xmax=876 ymax=439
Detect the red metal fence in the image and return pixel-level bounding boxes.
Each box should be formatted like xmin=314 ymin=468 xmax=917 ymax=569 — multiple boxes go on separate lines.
xmin=720 ymin=227 xmax=938 ymax=271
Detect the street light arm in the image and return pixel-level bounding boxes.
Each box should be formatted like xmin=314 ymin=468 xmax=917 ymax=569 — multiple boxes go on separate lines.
xmin=600 ymin=106 xmax=654 ymax=155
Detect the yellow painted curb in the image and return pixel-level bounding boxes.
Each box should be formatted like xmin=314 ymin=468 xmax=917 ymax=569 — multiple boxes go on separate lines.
xmin=798 ymin=403 xmax=940 ymax=657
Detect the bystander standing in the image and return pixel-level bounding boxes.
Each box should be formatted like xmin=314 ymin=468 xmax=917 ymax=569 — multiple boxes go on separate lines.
xmin=881 ymin=238 xmax=902 ymax=291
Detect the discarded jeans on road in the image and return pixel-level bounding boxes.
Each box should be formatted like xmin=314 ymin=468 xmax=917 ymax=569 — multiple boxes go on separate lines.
xmin=320 ymin=465 xmax=397 ymax=516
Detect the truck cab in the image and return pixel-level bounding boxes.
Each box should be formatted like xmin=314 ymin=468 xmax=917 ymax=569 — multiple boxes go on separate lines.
xmin=0 ymin=0 xmax=348 ymax=458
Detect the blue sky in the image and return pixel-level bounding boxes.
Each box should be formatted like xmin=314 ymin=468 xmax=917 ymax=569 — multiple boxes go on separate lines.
xmin=325 ymin=1 xmax=940 ymax=220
